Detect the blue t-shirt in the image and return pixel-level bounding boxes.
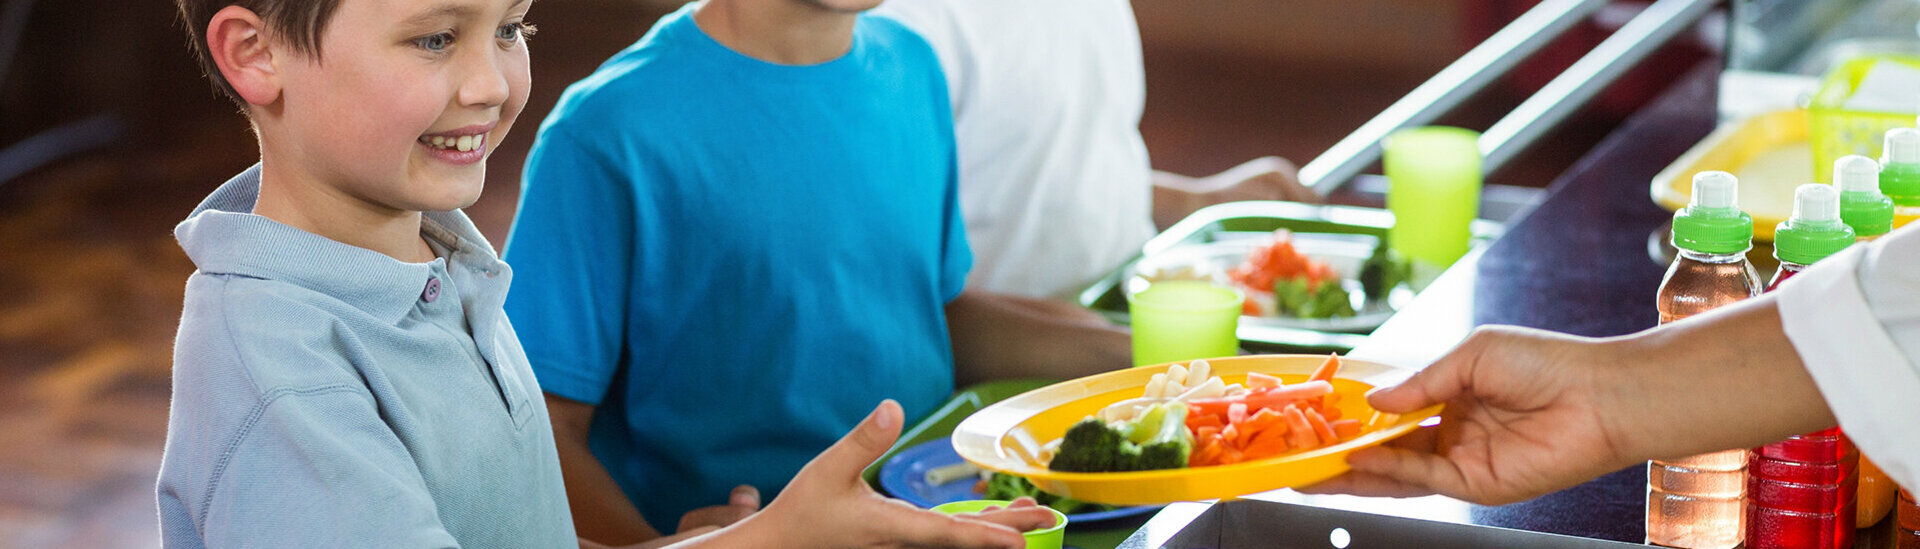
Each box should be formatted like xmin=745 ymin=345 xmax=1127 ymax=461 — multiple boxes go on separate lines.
xmin=503 ymin=5 xmax=968 ymax=530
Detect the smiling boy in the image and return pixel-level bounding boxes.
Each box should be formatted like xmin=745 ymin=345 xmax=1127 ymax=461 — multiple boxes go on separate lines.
xmin=155 ymin=0 xmax=575 ymax=546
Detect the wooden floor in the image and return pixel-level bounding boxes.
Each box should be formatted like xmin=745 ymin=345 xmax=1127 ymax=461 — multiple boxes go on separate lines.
xmin=0 ymin=2 xmax=1624 ymax=547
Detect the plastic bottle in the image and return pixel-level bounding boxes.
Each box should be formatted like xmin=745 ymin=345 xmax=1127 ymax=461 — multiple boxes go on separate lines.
xmin=1832 ymin=153 xmax=1902 ymax=528
xmin=1650 ymin=171 xmax=1763 ymax=549
xmin=1884 ymin=128 xmax=1920 ymax=228
xmin=1898 ymin=488 xmax=1920 ymax=548
xmin=1746 ymin=184 xmax=1857 ymax=549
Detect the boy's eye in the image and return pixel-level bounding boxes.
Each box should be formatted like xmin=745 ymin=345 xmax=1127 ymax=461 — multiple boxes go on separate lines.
xmin=497 ymin=21 xmax=536 ymax=43
xmin=414 ymin=32 xmax=455 ymax=52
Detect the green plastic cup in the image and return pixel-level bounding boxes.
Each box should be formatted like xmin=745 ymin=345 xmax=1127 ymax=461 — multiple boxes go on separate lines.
xmin=1125 ymin=279 xmax=1242 ymax=367
xmin=931 ymin=499 xmax=1067 ymax=549
xmin=1385 ymin=126 xmax=1483 ymax=271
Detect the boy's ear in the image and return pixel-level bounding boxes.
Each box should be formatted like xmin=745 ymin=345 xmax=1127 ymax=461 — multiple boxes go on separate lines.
xmin=206 ymin=5 xmax=282 ymax=107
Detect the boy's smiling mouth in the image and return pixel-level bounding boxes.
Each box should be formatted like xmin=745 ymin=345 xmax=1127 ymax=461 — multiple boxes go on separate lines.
xmin=417 ymin=123 xmax=496 ymax=164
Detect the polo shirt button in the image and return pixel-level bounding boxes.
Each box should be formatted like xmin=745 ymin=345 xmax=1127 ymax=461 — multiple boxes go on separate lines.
xmin=422 ymin=276 xmax=441 ymax=303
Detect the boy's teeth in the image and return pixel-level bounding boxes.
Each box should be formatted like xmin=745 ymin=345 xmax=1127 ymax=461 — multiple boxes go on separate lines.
xmin=421 ymin=133 xmax=484 ymax=152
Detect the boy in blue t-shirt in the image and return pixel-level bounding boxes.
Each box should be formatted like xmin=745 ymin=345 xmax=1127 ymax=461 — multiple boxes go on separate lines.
xmin=505 ymin=0 xmax=1133 ymax=544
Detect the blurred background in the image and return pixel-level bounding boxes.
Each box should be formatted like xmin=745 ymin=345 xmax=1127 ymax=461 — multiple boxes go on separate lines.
xmin=0 ymin=0 xmax=1707 ymax=546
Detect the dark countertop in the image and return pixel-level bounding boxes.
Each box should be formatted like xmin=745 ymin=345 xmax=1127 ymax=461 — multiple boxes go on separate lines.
xmin=1120 ymin=60 xmax=1730 ymax=547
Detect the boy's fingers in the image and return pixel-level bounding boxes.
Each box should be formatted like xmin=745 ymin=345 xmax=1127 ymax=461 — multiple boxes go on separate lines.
xmin=729 ymin=485 xmax=760 ymax=509
xmin=814 ymin=400 xmax=904 ymax=480
xmin=969 ymin=505 xmax=1058 ymax=532
xmin=891 ymin=510 xmax=1026 ymax=549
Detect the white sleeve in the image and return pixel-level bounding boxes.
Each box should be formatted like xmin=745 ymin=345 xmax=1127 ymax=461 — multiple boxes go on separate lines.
xmin=1776 ymin=225 xmax=1920 ymax=490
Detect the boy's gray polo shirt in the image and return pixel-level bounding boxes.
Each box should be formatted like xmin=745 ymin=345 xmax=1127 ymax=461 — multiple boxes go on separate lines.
xmin=156 ymin=165 xmax=575 ymax=548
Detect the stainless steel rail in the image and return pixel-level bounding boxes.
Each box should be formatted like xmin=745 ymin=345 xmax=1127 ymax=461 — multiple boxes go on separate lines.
xmin=1480 ymin=0 xmax=1719 ymax=173
xmin=1296 ymin=0 xmax=1611 ymax=193
xmin=1299 ymin=0 xmax=1718 ymax=193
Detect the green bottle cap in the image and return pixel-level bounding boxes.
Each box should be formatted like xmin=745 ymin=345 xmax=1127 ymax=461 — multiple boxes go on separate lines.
xmin=1833 ymin=155 xmax=1894 ymax=237
xmin=1672 ymin=171 xmax=1753 ymax=255
xmin=1883 ymin=128 xmax=1920 ymax=206
xmin=1774 ymin=184 xmax=1854 ymax=265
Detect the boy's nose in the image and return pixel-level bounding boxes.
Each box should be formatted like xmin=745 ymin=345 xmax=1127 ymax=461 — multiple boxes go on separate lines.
xmin=456 ymin=52 xmax=513 ymax=109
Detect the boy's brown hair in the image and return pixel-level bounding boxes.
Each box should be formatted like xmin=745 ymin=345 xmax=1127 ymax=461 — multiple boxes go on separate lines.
xmin=174 ymin=0 xmax=340 ymax=108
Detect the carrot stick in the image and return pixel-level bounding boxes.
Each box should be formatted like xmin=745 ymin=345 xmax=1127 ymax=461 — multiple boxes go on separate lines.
xmin=1245 ymin=372 xmax=1283 ymax=390
xmin=1331 ymin=419 xmax=1362 ymax=439
xmin=1309 ymin=353 xmax=1342 ymax=382
xmin=1305 ymin=407 xmax=1338 ymax=444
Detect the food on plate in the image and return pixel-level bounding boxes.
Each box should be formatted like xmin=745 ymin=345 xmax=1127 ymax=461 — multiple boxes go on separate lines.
xmin=978 ymin=472 xmax=1118 ymax=515
xmin=923 ymin=461 xmax=983 ymax=487
xmin=1039 ymin=355 xmax=1365 ymax=474
xmin=1359 ymin=238 xmax=1412 ymax=299
xmin=1225 ymin=230 xmax=1357 ymax=319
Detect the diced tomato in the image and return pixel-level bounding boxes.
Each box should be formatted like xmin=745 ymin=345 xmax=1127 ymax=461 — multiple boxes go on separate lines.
xmin=1242 ymin=298 xmax=1263 ymax=316
xmin=1227 ymin=402 xmax=1248 ymax=425
xmin=1221 ymin=423 xmax=1241 ymax=448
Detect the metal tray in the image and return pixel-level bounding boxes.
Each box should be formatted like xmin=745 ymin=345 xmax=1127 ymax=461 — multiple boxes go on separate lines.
xmin=1079 ymin=201 xmax=1502 ymax=353
xmin=1118 ymin=499 xmax=1646 ymax=549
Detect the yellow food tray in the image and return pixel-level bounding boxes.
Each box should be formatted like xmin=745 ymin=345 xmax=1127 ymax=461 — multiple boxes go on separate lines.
xmin=951 ymin=355 xmax=1441 ymax=505
xmin=1651 ymin=109 xmax=1812 ymax=242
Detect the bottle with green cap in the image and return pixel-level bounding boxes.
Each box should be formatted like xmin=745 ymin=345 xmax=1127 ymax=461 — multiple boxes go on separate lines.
xmin=1746 ymin=183 xmax=1856 ymax=549
xmin=1648 ymin=170 xmax=1762 ymax=549
xmin=1771 ymin=183 xmax=1856 ymax=286
xmin=1834 ymin=154 xmax=1893 ymax=241
xmin=1882 ymin=127 xmax=1920 ymax=228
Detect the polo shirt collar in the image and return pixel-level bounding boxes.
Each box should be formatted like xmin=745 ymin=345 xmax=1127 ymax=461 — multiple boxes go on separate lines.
xmin=174 ymin=164 xmax=502 ymax=325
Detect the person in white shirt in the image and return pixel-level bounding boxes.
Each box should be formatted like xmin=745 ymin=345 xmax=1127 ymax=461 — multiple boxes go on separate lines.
xmin=1306 ymin=224 xmax=1920 ymax=504
xmin=873 ymin=0 xmax=1315 ymax=300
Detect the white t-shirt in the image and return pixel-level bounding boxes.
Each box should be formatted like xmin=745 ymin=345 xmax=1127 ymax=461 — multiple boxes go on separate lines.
xmin=1777 ymin=224 xmax=1920 ymax=491
xmin=875 ymin=0 xmax=1156 ymax=299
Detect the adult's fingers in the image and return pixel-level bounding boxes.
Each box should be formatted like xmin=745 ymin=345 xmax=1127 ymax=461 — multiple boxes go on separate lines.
xmin=1296 ymin=467 xmax=1439 ymax=499
xmin=1344 ymin=445 xmax=1476 ymax=503
xmin=1367 ymin=335 xmax=1487 ymax=414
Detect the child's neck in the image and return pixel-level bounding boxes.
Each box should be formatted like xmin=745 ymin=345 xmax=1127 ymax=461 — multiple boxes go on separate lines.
xmin=694 ymin=0 xmax=858 ymax=65
xmin=253 ymin=160 xmax=436 ymax=264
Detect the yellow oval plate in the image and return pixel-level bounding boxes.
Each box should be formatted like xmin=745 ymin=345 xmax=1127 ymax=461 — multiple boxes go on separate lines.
xmin=951 ymin=355 xmax=1442 ymax=505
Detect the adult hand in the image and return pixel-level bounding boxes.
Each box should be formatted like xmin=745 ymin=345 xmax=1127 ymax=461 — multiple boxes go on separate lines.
xmin=760 ymin=400 xmax=1058 ymax=548
xmin=1302 ymin=326 xmax=1636 ymax=505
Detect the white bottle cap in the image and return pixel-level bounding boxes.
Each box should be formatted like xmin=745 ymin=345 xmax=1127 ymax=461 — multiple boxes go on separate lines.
xmin=1790 ymin=183 xmax=1840 ymax=223
xmin=1886 ymin=127 xmax=1920 ymax=165
xmin=1834 ymin=155 xmax=1882 ymax=193
xmin=1691 ymin=171 xmax=1738 ymax=209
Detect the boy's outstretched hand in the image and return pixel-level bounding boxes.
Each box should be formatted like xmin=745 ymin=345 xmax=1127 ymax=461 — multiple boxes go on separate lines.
xmin=756 ymin=399 xmax=1056 ymax=548
xmin=1301 ymin=326 xmax=1636 ymax=505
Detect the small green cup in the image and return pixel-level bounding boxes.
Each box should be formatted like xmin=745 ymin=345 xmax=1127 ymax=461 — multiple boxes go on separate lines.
xmin=931 ymin=499 xmax=1067 ymax=549
xmin=1125 ymin=279 xmax=1243 ymax=367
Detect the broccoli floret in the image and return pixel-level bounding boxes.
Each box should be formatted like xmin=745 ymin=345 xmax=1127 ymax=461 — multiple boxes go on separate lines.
xmin=1050 ymin=403 xmax=1192 ymax=473
xmin=982 ymin=472 xmax=1116 ymax=515
xmin=1134 ymin=403 xmax=1193 ymax=470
